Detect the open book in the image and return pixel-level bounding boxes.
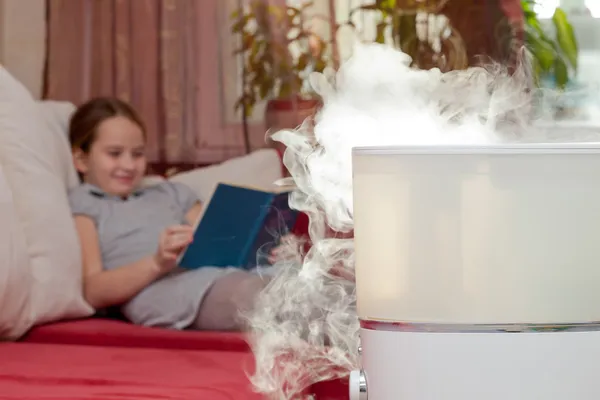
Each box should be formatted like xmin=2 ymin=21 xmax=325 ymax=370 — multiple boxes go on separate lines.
xmin=177 ymin=182 xmax=299 ymax=270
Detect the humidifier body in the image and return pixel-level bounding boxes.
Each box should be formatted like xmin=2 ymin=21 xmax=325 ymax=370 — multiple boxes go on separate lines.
xmin=349 ymin=144 xmax=600 ymax=400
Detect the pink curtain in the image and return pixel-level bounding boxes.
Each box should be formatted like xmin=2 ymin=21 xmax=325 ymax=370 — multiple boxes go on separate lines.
xmin=44 ymin=0 xmax=214 ymax=163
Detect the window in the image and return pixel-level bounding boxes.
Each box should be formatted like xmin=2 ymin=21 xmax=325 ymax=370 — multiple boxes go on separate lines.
xmin=534 ymin=0 xmax=600 ymax=18
xmin=586 ymin=0 xmax=600 ymax=17
xmin=535 ymin=0 xmax=560 ymax=19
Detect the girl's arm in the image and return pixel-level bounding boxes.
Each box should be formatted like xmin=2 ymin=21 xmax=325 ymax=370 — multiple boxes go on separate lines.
xmin=74 ymin=215 xmax=164 ymax=310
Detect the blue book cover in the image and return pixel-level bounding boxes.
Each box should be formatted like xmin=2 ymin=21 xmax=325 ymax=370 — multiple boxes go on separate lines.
xmin=177 ymin=183 xmax=299 ymax=270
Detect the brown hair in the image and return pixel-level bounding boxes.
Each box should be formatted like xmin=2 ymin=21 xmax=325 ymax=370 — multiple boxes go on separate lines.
xmin=69 ymin=97 xmax=146 ymax=153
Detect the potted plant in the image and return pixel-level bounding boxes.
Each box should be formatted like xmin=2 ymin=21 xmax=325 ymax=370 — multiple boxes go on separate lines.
xmin=521 ymin=0 xmax=578 ymax=89
xmin=345 ymin=0 xmax=468 ymax=71
xmin=231 ymin=0 xmax=333 ymax=152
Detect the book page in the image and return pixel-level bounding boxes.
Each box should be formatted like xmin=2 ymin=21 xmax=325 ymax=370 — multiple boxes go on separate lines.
xmin=217 ymin=180 xmax=297 ymax=194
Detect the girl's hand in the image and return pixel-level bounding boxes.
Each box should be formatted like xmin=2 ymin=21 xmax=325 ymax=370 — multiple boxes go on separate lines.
xmin=154 ymin=225 xmax=194 ymax=273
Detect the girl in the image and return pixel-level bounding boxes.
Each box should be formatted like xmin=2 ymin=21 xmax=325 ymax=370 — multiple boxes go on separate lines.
xmin=68 ymin=97 xmax=288 ymax=331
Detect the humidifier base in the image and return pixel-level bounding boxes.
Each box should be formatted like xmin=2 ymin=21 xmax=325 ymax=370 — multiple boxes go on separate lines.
xmin=350 ymin=322 xmax=600 ymax=400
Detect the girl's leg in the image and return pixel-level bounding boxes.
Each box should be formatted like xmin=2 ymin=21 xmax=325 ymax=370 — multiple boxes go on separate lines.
xmin=191 ymin=270 xmax=269 ymax=331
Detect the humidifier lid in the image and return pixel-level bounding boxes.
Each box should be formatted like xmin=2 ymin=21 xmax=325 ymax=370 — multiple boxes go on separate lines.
xmin=352 ymin=142 xmax=600 ymax=156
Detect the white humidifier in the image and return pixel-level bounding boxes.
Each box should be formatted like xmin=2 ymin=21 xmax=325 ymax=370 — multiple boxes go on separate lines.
xmin=348 ymin=143 xmax=600 ymax=400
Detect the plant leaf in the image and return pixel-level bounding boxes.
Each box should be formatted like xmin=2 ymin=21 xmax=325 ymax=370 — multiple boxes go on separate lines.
xmin=296 ymin=53 xmax=310 ymax=71
xmin=231 ymin=14 xmax=251 ymax=33
xmin=393 ymin=14 xmax=415 ymax=53
xmin=554 ymin=56 xmax=568 ymax=89
xmin=267 ymin=4 xmax=286 ymax=22
xmin=381 ymin=0 xmax=396 ymax=9
xmin=552 ymin=8 xmax=578 ymax=71
xmin=278 ymin=81 xmax=292 ymax=98
xmin=314 ymin=59 xmax=327 ymax=73
xmin=300 ymin=1 xmax=314 ymax=11
xmin=524 ymin=25 xmax=555 ymax=72
xmin=259 ymin=77 xmax=273 ymax=99
xmin=375 ymin=21 xmax=387 ymax=43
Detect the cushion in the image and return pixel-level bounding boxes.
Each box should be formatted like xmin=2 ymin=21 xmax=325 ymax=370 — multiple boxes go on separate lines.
xmin=0 ymin=342 xmax=262 ymax=400
xmin=37 ymin=100 xmax=80 ymax=189
xmin=0 ymin=66 xmax=93 ymax=340
xmin=22 ymin=318 xmax=250 ymax=352
xmin=160 ymin=148 xmax=284 ymax=201
xmin=0 ymin=163 xmax=32 ymax=339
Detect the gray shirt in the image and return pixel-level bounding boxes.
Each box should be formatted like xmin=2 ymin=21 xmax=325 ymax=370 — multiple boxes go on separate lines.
xmin=68 ymin=181 xmax=239 ymax=329
xmin=69 ymin=181 xmax=199 ymax=270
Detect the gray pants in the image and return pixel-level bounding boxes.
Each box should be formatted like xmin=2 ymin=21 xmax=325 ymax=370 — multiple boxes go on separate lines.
xmin=191 ymin=270 xmax=271 ymax=331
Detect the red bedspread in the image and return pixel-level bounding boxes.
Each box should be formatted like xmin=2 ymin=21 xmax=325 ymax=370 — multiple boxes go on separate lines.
xmin=0 ymin=342 xmax=260 ymax=400
xmin=7 ymin=318 xmax=347 ymax=400
xmin=21 ymin=318 xmax=249 ymax=352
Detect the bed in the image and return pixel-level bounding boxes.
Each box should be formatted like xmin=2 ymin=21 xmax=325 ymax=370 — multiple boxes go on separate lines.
xmin=0 ymin=68 xmax=346 ymax=399
xmin=0 ymin=318 xmax=347 ymax=399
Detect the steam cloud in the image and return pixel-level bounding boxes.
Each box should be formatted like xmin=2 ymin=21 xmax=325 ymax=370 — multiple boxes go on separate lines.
xmin=245 ymin=42 xmax=551 ymax=399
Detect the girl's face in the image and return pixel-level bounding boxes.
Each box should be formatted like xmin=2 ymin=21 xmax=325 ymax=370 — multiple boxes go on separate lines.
xmin=74 ymin=116 xmax=147 ymax=197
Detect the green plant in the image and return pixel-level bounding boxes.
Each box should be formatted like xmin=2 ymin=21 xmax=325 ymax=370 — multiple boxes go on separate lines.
xmin=345 ymin=0 xmax=467 ymax=71
xmin=347 ymin=0 xmax=420 ymax=57
xmin=231 ymin=0 xmax=331 ymax=117
xmin=522 ymin=0 xmax=579 ymax=89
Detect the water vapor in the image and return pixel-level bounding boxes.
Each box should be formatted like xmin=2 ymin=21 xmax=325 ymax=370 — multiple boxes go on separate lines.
xmin=244 ymin=42 xmax=551 ymax=399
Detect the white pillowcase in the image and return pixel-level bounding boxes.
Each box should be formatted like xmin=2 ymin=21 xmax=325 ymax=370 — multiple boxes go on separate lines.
xmin=168 ymin=148 xmax=283 ymax=200
xmin=0 ymin=66 xmax=93 ymax=340
xmin=0 ymin=162 xmax=33 ymax=339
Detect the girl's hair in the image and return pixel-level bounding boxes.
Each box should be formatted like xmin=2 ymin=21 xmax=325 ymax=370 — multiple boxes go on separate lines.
xmin=69 ymin=97 xmax=146 ymax=153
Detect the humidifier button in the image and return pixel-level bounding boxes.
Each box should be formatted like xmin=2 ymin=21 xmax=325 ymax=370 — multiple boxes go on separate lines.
xmin=349 ymin=369 xmax=368 ymax=400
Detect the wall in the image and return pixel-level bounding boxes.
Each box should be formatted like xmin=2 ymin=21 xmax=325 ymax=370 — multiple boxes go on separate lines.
xmin=0 ymin=0 xmax=3 ymax=67
xmin=0 ymin=0 xmax=46 ymax=98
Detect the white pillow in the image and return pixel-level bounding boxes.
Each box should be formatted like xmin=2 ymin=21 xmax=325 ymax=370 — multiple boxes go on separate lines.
xmin=37 ymin=100 xmax=79 ymax=190
xmin=0 ymin=163 xmax=33 ymax=339
xmin=169 ymin=148 xmax=283 ymax=200
xmin=0 ymin=66 xmax=93 ymax=339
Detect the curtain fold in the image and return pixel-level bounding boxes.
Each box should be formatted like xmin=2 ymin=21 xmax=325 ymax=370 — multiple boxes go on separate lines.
xmin=44 ymin=0 xmax=205 ymax=163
